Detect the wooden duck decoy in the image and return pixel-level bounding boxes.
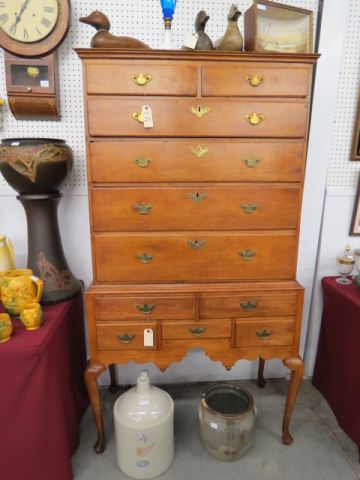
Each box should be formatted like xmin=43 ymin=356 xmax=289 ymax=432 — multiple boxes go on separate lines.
xmin=214 ymin=4 xmax=243 ymax=51
xmin=79 ymin=11 xmax=151 ymax=49
xmin=194 ymin=10 xmax=214 ymax=50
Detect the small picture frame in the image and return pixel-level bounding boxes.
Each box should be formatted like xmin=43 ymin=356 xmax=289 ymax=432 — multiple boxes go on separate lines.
xmin=350 ymin=173 xmax=360 ymax=236
xmin=244 ymin=0 xmax=314 ymax=54
xmin=350 ymin=92 xmax=360 ymax=161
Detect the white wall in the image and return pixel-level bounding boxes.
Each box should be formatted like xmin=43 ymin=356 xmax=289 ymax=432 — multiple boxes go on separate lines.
xmin=1 ymin=0 xmax=357 ymax=386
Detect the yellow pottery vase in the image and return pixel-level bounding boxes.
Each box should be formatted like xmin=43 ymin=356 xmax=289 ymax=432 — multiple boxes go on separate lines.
xmin=0 ymin=269 xmax=43 ymax=316
xmin=0 ymin=313 xmax=12 ymax=342
xmin=0 ymin=235 xmax=15 ymax=273
xmin=20 ymin=303 xmax=43 ymax=331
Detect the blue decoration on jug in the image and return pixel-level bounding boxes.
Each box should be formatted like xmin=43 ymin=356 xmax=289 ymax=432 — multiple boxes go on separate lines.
xmin=160 ymin=0 xmax=177 ymax=49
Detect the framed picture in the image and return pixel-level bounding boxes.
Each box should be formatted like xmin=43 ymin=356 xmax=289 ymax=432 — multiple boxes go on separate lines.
xmin=351 ymin=92 xmax=360 ymax=161
xmin=350 ymin=173 xmax=360 ymax=236
xmin=244 ymin=0 xmax=313 ymax=54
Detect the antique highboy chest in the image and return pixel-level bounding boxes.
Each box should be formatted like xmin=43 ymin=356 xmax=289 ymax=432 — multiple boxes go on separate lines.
xmin=77 ymin=48 xmax=318 ymax=452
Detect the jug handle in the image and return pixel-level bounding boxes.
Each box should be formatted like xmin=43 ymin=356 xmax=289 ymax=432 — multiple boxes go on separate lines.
xmin=30 ymin=275 xmax=44 ymax=303
xmin=7 ymin=239 xmax=15 ymax=268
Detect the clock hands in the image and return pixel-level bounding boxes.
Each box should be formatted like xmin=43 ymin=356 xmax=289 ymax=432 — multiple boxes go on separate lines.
xmin=12 ymin=0 xmax=31 ymax=31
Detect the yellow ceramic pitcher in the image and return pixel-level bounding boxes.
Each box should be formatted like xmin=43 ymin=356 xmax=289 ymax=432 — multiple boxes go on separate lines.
xmin=0 ymin=269 xmax=43 ymax=316
xmin=0 ymin=235 xmax=15 ymax=273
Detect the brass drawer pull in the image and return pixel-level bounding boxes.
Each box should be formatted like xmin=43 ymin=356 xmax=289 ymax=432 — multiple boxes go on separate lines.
xmin=241 ymin=204 xmax=258 ymax=214
xmin=136 ymin=304 xmax=155 ymax=314
xmin=136 ymin=253 xmax=154 ymax=264
xmin=245 ymin=74 xmax=264 ymax=87
xmin=189 ymin=327 xmax=207 ymax=336
xmin=240 ymin=301 xmax=258 ymax=312
xmin=188 ymin=239 xmax=207 ymax=250
xmin=239 ymin=250 xmax=257 ymax=261
xmin=190 ymin=146 xmax=209 ymax=158
xmin=188 ymin=192 xmax=208 ymax=203
xmin=189 ymin=105 xmax=210 ymax=119
xmin=133 ymin=111 xmax=145 ymax=123
xmin=133 ymin=203 xmax=153 ymax=215
xmin=245 ymin=113 xmax=265 ymax=126
xmin=134 ymin=157 xmax=152 ymax=168
xmin=256 ymin=329 xmax=273 ymax=340
xmin=131 ymin=73 xmax=153 ymax=86
xmin=242 ymin=158 xmax=262 ymax=169
xmin=118 ymin=333 xmax=135 ymax=344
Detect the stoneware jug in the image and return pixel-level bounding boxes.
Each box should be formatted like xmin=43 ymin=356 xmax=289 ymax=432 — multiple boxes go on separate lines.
xmin=0 ymin=269 xmax=43 ymax=316
xmin=0 ymin=235 xmax=15 ymax=273
xmin=114 ymin=371 xmax=174 ymax=479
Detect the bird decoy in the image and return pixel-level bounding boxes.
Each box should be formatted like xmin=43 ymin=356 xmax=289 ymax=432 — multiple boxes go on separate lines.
xmin=194 ymin=10 xmax=214 ymax=50
xmin=214 ymin=4 xmax=243 ymax=51
xmin=79 ymin=11 xmax=151 ymax=49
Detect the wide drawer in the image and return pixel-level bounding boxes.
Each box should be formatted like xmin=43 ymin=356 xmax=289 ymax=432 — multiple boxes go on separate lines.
xmin=202 ymin=64 xmax=310 ymax=97
xmin=94 ymin=294 xmax=195 ymax=320
xmin=235 ymin=318 xmax=295 ymax=347
xmin=92 ymin=185 xmax=300 ymax=232
xmin=87 ymin=98 xmax=308 ymax=138
xmin=162 ymin=320 xmax=232 ymax=339
xmin=200 ymin=293 xmax=297 ymax=319
xmin=96 ymin=322 xmax=157 ymax=350
xmin=85 ymin=63 xmax=198 ymax=96
xmin=89 ymin=140 xmax=305 ymax=183
xmin=93 ymin=232 xmax=297 ymax=282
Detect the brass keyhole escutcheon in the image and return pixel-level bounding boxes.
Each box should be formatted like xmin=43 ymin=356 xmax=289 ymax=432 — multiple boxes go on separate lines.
xmin=131 ymin=73 xmax=153 ymax=86
xmin=189 ymin=105 xmax=210 ymax=119
xmin=190 ymin=146 xmax=209 ymax=158
xmin=134 ymin=157 xmax=152 ymax=168
xmin=188 ymin=240 xmax=207 ymax=250
xmin=188 ymin=192 xmax=208 ymax=203
xmin=245 ymin=74 xmax=264 ymax=87
xmin=245 ymin=113 xmax=265 ymax=126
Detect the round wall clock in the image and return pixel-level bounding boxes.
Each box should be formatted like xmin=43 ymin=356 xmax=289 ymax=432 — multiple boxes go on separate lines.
xmin=0 ymin=0 xmax=71 ymax=58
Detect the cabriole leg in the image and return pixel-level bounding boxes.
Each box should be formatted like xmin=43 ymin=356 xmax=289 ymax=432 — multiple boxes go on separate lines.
xmin=282 ymin=357 xmax=304 ymax=445
xmin=85 ymin=361 xmax=107 ymax=453
xmin=109 ymin=364 xmax=119 ymax=393
xmin=257 ymin=357 xmax=266 ymax=388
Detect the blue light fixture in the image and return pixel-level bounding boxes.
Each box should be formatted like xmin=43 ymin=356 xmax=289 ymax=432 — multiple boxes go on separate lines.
xmin=160 ymin=0 xmax=177 ymax=23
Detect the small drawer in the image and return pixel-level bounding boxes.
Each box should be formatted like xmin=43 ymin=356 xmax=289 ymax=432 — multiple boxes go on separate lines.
xmin=162 ymin=320 xmax=232 ymax=340
xmin=89 ymin=140 xmax=305 ymax=184
xmin=91 ymin=185 xmax=300 ymax=232
xmin=235 ymin=318 xmax=294 ymax=348
xmin=85 ymin=62 xmax=197 ymax=96
xmin=94 ymin=295 xmax=195 ymax=320
xmin=96 ymin=322 xmax=157 ymax=350
xmin=87 ymin=98 xmax=308 ymax=138
xmin=200 ymin=293 xmax=297 ymax=319
xmin=202 ymin=64 xmax=310 ymax=97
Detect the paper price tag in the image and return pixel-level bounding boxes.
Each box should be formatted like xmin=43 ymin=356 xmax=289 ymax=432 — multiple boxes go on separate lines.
xmin=183 ymin=32 xmax=199 ymax=50
xmin=40 ymin=80 xmax=50 ymax=87
xmin=144 ymin=328 xmax=154 ymax=347
xmin=142 ymin=104 xmax=154 ymax=129
xmin=257 ymin=4 xmax=267 ymax=10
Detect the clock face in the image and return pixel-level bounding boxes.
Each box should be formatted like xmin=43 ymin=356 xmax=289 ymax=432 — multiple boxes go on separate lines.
xmin=0 ymin=0 xmax=59 ymax=43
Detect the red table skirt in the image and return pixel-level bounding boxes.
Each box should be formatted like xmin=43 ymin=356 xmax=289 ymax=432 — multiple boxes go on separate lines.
xmin=0 ymin=294 xmax=88 ymax=480
xmin=312 ymin=277 xmax=360 ymax=455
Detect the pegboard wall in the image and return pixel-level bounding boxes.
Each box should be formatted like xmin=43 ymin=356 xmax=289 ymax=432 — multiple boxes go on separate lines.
xmin=327 ymin=0 xmax=360 ymax=189
xmin=0 ymin=0 xmax=319 ymax=192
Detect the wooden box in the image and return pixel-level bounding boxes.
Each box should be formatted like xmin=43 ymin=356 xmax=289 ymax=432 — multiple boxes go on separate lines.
xmin=244 ymin=0 xmax=313 ymax=53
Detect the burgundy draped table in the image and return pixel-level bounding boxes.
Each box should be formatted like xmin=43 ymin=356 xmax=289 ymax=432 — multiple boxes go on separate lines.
xmin=312 ymin=276 xmax=360 ymax=459
xmin=0 ymin=294 xmax=88 ymax=480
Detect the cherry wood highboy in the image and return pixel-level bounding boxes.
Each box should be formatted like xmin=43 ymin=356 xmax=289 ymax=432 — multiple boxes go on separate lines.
xmin=76 ymin=48 xmax=318 ymax=453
